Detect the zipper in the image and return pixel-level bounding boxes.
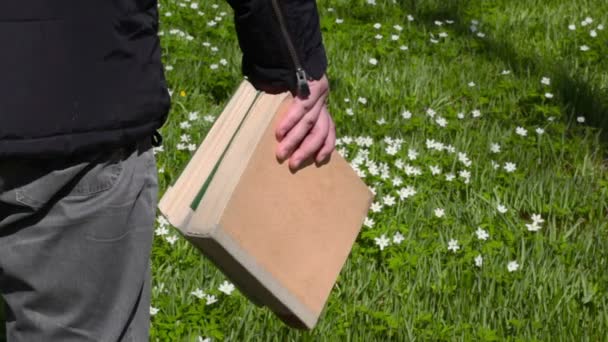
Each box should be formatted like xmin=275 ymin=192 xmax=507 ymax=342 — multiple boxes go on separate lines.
xmin=271 ymin=0 xmax=311 ymax=98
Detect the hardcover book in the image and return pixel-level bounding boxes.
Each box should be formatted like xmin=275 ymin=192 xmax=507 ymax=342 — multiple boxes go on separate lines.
xmin=157 ymin=79 xmax=374 ymax=329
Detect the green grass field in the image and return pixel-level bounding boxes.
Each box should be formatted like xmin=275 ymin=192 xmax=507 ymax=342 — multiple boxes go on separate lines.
xmin=2 ymin=0 xmax=608 ymax=341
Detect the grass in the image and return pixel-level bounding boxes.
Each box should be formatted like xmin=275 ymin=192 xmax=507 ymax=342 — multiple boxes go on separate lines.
xmin=2 ymin=0 xmax=608 ymax=341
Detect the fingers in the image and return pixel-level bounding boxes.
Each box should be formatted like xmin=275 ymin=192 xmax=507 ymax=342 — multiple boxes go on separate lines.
xmin=276 ymin=76 xmax=330 ymax=141
xmin=289 ymin=104 xmax=331 ymax=169
xmin=276 ymin=90 xmax=327 ymax=161
xmin=314 ymin=107 xmax=336 ymax=163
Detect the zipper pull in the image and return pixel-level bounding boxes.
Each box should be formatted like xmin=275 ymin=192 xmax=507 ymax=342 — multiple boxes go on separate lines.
xmin=296 ymin=68 xmax=310 ymax=98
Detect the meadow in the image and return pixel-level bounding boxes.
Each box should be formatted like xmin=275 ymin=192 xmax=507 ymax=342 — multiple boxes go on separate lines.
xmin=2 ymin=0 xmax=608 ymax=341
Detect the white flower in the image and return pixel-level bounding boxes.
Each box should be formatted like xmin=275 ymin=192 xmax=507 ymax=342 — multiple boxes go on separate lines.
xmin=434 ymin=20 xmax=444 ymax=26
xmin=536 ymin=127 xmax=545 ymax=135
xmin=374 ymin=34 xmax=383 ymax=40
xmin=191 ymin=288 xmax=206 ymax=299
xmin=501 ymin=70 xmax=511 ymax=75
xmin=403 ymin=164 xmax=422 ymax=177
xmin=394 ymin=24 xmax=403 ymax=31
xmin=497 ymin=204 xmax=508 ymax=214
xmin=426 ymin=108 xmax=436 ymax=118
xmin=577 ymin=116 xmax=586 ymax=123
xmin=458 ymin=152 xmax=472 ymax=167
xmin=580 ymin=45 xmax=590 ymax=51
xmin=383 ymin=195 xmax=396 ymax=206
xmin=393 ymin=232 xmax=405 ymax=244
xmin=430 ymin=38 xmax=439 ymax=44
xmin=165 ymin=65 xmax=174 ymax=71
xmin=157 ymin=215 xmax=169 ymax=227
xmin=366 ymin=0 xmax=376 ymax=5
xmin=210 ymin=64 xmax=219 ymax=70
xmin=391 ymin=34 xmax=400 ymax=41
xmin=370 ymin=202 xmax=382 ymax=213
xmin=401 ymin=110 xmax=412 ymax=119
xmin=397 ymin=186 xmax=417 ymax=200
xmin=407 ymin=149 xmax=418 ymax=160
xmin=205 ymin=294 xmax=218 ymax=305
xmin=515 ymin=126 xmax=528 ymax=136
xmin=434 ymin=208 xmax=445 ymax=218
xmin=468 ymin=81 xmax=476 ymax=87
xmin=474 ymin=255 xmax=483 ymax=267
xmin=598 ymin=24 xmax=605 ymax=30
xmin=218 ymin=281 xmax=235 ymax=295
xmin=507 ymin=261 xmax=520 ymax=272
xmin=526 ymin=222 xmax=542 ymax=232
xmin=219 ymin=58 xmax=228 ymax=66
xmin=198 ymin=337 xmax=211 ymax=342
xmin=439 ymin=32 xmax=449 ymax=38
xmin=363 ymin=216 xmax=374 ymax=228
xmin=531 ymin=213 xmax=545 ymax=225
xmin=459 ymin=170 xmax=471 ymax=183
xmin=429 ymin=165 xmax=442 ymax=175
xmin=407 ymin=15 xmax=414 ymax=21
xmin=188 ymin=111 xmax=199 ymax=121
xmin=386 ymin=145 xmax=399 ymax=155
xmin=374 ymin=234 xmax=391 ymax=250
xmin=504 ymin=162 xmax=517 ymax=173
xmin=166 ymin=235 xmax=178 ymax=245
xmin=373 ymin=23 xmax=382 ymax=29
xmin=150 ymin=306 xmax=160 ymax=315
xmin=155 ymin=226 xmax=169 ymax=236
xmin=445 ymin=173 xmax=456 ymax=181
xmin=545 ymin=93 xmax=554 ymax=99
xmin=541 ymin=77 xmax=551 ymax=85
xmin=584 ymin=17 xmax=593 ymax=24
xmin=436 ymin=116 xmax=448 ymax=127
xmin=180 ymin=134 xmax=191 ymax=143
xmin=400 ymin=45 xmax=409 ymax=51
xmin=358 ymin=97 xmax=367 ymax=105
xmin=471 ymin=109 xmax=481 ymax=118
xmin=490 ymin=143 xmax=501 ymax=153
xmin=180 ymin=121 xmax=191 ymax=129
xmin=477 ymin=32 xmax=486 ymax=38
xmin=568 ymin=24 xmax=576 ymax=31
xmin=590 ymin=30 xmax=598 ymax=37
xmin=457 ymin=112 xmax=465 ymax=119
xmin=376 ymin=117 xmax=386 ymax=125
xmin=336 ymin=18 xmax=344 ymax=24
xmin=391 ymin=175 xmax=403 ymax=186
xmin=491 ymin=160 xmax=500 ymax=170
xmin=447 ymin=239 xmax=460 ymax=252
xmin=475 ymin=227 xmax=489 ymax=241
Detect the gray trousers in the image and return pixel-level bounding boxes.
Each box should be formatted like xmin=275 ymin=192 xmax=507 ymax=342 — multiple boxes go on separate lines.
xmin=0 ymin=138 xmax=158 ymax=341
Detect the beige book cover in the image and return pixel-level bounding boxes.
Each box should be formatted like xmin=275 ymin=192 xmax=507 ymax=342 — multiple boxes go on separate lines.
xmin=158 ymin=79 xmax=374 ymax=329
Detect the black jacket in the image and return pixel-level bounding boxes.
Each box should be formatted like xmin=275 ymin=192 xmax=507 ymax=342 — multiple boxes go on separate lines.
xmin=0 ymin=0 xmax=327 ymax=160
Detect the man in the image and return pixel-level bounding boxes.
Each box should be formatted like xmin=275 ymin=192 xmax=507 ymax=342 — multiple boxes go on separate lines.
xmin=0 ymin=0 xmax=334 ymax=340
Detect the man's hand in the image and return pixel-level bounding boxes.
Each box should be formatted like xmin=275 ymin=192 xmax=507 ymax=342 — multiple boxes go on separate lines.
xmin=275 ymin=74 xmax=336 ymax=170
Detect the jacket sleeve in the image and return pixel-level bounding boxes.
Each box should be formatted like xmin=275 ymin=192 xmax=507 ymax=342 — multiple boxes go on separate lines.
xmin=224 ymin=0 xmax=327 ymax=96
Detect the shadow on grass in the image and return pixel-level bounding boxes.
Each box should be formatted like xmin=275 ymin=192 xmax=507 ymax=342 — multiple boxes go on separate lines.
xmin=398 ymin=0 xmax=608 ymax=147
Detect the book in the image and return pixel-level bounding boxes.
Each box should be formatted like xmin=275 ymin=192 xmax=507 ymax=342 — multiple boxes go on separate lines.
xmin=157 ymin=79 xmax=374 ymax=329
